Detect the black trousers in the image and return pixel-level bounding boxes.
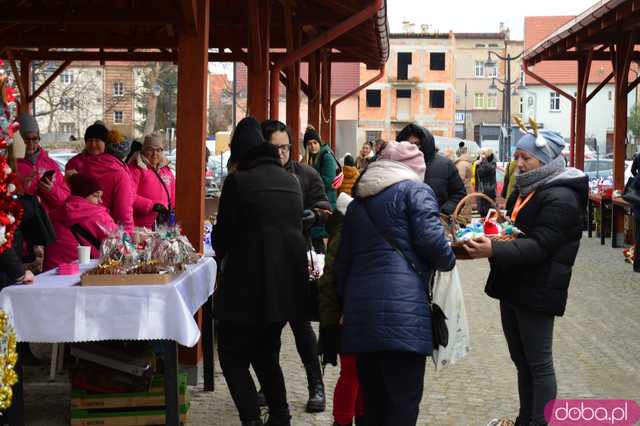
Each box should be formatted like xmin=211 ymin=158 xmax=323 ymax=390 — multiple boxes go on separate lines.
xmin=356 ymin=351 xmax=426 ymax=426
xmin=500 ymin=301 xmax=556 ymax=426
xmin=289 ymin=320 xmax=319 ymax=366
xmin=218 ymin=321 xmax=288 ymax=423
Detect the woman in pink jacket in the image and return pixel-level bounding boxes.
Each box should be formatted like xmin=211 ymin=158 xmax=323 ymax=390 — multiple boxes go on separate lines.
xmin=15 ymin=113 xmax=69 ymax=212
xmin=128 ymin=133 xmax=176 ymax=229
xmin=65 ymin=122 xmax=109 ymax=176
xmin=44 ymin=174 xmax=117 ymax=271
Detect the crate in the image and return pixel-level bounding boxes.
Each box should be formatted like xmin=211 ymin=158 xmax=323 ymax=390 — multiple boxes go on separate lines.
xmin=71 ymin=374 xmax=189 ymax=425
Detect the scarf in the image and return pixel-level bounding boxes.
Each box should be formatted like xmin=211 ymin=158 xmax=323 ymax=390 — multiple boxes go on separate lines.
xmin=515 ymin=155 xmax=566 ymax=196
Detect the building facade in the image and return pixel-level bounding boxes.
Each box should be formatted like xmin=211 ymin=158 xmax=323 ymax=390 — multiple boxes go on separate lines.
xmin=359 ymin=33 xmax=456 ymax=144
xmin=453 ymin=33 xmax=524 ymax=146
xmin=522 ymin=16 xmax=637 ymax=155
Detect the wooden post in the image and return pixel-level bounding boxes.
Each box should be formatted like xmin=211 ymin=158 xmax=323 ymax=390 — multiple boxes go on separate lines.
xmin=20 ymin=59 xmax=32 ymax=114
xmin=575 ymin=52 xmax=592 ymax=170
xmin=175 ymin=0 xmax=209 ymax=373
xmin=307 ymin=51 xmax=321 ymax=131
xmin=613 ymin=34 xmax=633 ymax=190
xmin=247 ymin=0 xmax=270 ymax=121
xmin=320 ymin=49 xmax=332 ymax=146
xmin=284 ymin=7 xmax=301 ymax=161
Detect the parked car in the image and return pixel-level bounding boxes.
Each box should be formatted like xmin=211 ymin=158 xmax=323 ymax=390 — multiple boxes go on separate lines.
xmin=49 ymin=151 xmax=78 ymax=172
xmin=583 ymin=159 xmax=632 ymax=183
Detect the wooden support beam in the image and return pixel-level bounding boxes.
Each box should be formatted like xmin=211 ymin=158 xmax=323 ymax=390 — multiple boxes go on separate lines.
xmin=247 ymin=0 xmax=270 ymax=121
xmin=20 ymin=58 xmax=31 ymax=114
xmin=587 ymin=72 xmax=614 ymax=103
xmin=628 ymin=73 xmax=640 ymax=94
xmin=612 ymin=33 xmax=634 ymax=191
xmin=179 ymin=0 xmax=198 ymax=34
xmin=307 ymin=51 xmax=321 ymax=131
xmin=575 ymin=51 xmax=592 ymax=170
xmin=0 ymin=8 xmax=178 ymax=25
xmin=284 ymin=4 xmax=301 ymax=158
xmin=320 ymin=49 xmax=331 ymax=145
xmin=29 ymin=60 xmax=71 ymax=102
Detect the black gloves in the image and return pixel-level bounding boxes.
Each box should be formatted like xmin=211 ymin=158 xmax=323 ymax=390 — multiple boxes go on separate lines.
xmin=302 ymin=209 xmax=318 ymax=231
xmin=153 ymin=204 xmax=170 ymax=224
xmin=318 ymin=325 xmax=341 ymax=367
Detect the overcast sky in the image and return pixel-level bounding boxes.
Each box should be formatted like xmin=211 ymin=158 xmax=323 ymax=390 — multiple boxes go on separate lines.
xmin=387 ymin=0 xmax=601 ymax=40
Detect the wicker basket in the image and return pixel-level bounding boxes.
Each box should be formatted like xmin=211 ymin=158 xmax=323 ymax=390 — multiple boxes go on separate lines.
xmin=449 ymin=192 xmax=515 ymax=260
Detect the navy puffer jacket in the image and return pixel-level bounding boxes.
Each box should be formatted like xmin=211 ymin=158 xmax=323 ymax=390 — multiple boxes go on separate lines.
xmin=335 ymin=160 xmax=456 ymax=355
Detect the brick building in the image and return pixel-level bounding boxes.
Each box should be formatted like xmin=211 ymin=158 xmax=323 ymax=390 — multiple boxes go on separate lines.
xmin=358 ymin=32 xmax=456 ymax=144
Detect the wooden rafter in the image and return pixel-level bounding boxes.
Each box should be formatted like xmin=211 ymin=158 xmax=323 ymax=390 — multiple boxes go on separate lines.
xmin=179 ymin=0 xmax=198 ymax=34
xmin=5 ymin=49 xmax=27 ymax=106
xmin=29 ymin=60 xmax=72 ymax=102
xmin=0 ymin=8 xmax=177 ymax=25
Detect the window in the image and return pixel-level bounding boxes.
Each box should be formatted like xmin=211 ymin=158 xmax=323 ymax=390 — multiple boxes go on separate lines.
xmin=475 ymin=61 xmax=485 ymax=78
xmin=608 ymin=90 xmax=612 ymax=101
xmin=366 ymin=131 xmax=382 ymax=142
xmin=486 ymin=65 xmax=497 ymax=78
xmin=487 ymin=93 xmax=497 ymax=109
xmin=396 ymin=89 xmax=411 ymax=98
xmin=61 ymin=97 xmax=74 ymax=112
xmin=60 ymin=71 xmax=74 ymax=84
xmin=430 ymin=52 xmax=445 ymax=71
xmin=114 ymin=111 xmax=124 ymax=124
xmin=474 ymin=93 xmax=485 ymax=108
xmin=488 ymin=43 xmax=500 ymax=48
xmin=113 ymin=81 xmax=125 ymax=97
xmin=455 ymin=95 xmax=461 ymax=105
xmin=397 ymin=52 xmax=412 ymax=80
xmin=366 ymin=89 xmax=381 ymax=107
xmin=429 ymin=90 xmax=445 ymax=108
xmin=549 ymin=92 xmax=560 ymax=111
xmin=60 ymin=122 xmax=75 ymax=134
xmin=475 ymin=43 xmax=486 ymax=48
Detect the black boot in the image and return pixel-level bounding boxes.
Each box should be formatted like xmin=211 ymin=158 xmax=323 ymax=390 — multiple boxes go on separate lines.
xmin=355 ymin=417 xmax=366 ymax=426
xmin=242 ymin=420 xmax=264 ymax=426
xmin=304 ymin=361 xmax=326 ymax=413
xmin=264 ymin=408 xmax=291 ymax=426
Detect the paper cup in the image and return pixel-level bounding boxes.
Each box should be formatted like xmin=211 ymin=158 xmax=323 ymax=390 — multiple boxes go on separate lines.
xmin=77 ymin=246 xmax=91 ymax=264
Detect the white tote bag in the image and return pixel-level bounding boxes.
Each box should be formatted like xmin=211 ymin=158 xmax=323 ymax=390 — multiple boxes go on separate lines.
xmin=432 ymin=266 xmax=470 ymax=370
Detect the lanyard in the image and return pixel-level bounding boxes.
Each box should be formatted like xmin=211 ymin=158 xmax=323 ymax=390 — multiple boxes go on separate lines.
xmin=511 ymin=191 xmax=535 ymax=222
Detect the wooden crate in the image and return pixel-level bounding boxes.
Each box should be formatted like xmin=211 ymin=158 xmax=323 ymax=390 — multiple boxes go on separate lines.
xmin=71 ymin=374 xmax=189 ymax=425
xmin=71 ymin=374 xmax=187 ymax=410
xmin=80 ymin=272 xmax=175 ymax=286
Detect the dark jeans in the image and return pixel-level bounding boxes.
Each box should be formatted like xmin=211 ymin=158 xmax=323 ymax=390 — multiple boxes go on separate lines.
xmin=218 ymin=321 xmax=288 ymax=423
xmin=356 ymin=351 xmax=426 ymax=426
xmin=289 ymin=320 xmax=319 ymax=366
xmin=500 ymin=301 xmax=556 ymax=426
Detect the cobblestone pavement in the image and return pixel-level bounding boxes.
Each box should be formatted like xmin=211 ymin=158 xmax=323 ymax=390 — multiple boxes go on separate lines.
xmin=19 ymin=236 xmax=640 ymax=425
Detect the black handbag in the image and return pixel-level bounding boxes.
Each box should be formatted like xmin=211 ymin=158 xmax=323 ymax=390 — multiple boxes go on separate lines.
xmin=362 ymin=202 xmax=449 ymax=349
xmin=622 ymin=176 xmax=640 ymax=206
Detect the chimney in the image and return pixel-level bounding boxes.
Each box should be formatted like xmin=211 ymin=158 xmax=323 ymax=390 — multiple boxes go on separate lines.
xmin=420 ymin=24 xmax=430 ymax=33
xmin=499 ymin=22 xmax=505 ymax=33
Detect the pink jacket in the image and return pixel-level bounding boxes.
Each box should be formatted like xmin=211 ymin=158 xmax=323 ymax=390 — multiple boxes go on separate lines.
xmin=16 ymin=148 xmax=70 ymax=212
xmin=129 ymin=163 xmax=176 ymax=229
xmin=65 ymin=152 xmax=92 ymax=175
xmin=81 ymin=154 xmax=135 ymax=233
xmin=43 ymin=195 xmax=117 ymax=271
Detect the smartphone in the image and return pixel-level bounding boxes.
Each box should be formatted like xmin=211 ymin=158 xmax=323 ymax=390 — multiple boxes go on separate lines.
xmin=41 ymin=170 xmax=56 ymax=181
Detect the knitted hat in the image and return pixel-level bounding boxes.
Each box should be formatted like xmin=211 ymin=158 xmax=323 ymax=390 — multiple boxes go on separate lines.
xmin=515 ymin=129 xmax=565 ymax=165
xmin=105 ymin=129 xmax=132 ymax=160
xmin=17 ymin=113 xmax=39 ymax=137
xmin=84 ymin=122 xmax=108 ymax=143
xmin=69 ymin=173 xmax=102 ymax=198
xmin=229 ymin=117 xmax=265 ymax=163
xmin=303 ymin=126 xmax=321 ymax=148
xmin=380 ymin=141 xmax=426 ymax=180
xmin=344 ymin=154 xmax=356 ymax=167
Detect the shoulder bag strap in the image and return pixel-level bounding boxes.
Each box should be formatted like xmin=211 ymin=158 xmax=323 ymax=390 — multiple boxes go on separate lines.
xmin=70 ymin=224 xmax=101 ymax=251
xmin=361 ymin=200 xmax=435 ymax=300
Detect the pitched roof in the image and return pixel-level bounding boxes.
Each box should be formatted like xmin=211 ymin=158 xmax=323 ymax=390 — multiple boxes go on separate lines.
xmin=235 ymin=62 xmax=360 ymax=97
xmin=524 ymin=16 xmax=614 ymax=86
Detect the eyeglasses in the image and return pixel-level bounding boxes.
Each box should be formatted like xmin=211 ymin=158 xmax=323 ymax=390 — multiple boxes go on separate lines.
xmin=145 ymin=147 xmax=164 ymax=153
xmin=276 ymin=144 xmax=291 ymax=153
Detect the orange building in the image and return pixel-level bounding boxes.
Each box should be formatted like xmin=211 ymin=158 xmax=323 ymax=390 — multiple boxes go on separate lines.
xmin=359 ymin=32 xmax=456 ymax=144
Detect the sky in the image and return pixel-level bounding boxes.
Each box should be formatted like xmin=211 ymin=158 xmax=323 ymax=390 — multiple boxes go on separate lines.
xmin=387 ymin=0 xmax=601 ymax=40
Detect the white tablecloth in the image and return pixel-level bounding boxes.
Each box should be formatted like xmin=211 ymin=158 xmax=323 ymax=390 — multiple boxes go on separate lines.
xmin=0 ymin=258 xmax=216 ymax=347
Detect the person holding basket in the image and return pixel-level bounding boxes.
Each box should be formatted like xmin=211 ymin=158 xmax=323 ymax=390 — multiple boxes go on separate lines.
xmin=464 ymin=124 xmax=588 ymax=426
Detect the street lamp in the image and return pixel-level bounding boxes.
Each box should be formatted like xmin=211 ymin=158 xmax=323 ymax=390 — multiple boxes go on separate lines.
xmin=484 ymin=48 xmax=524 ymax=161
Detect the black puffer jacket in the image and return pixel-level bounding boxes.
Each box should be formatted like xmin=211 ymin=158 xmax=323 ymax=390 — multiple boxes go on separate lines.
xmin=397 ymin=124 xmax=466 ymax=215
xmin=286 ymin=161 xmax=331 ymax=212
xmin=485 ymin=168 xmax=589 ymax=316
xmin=214 ymin=143 xmax=309 ymax=323
xmin=476 ymin=154 xmax=497 ymax=197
